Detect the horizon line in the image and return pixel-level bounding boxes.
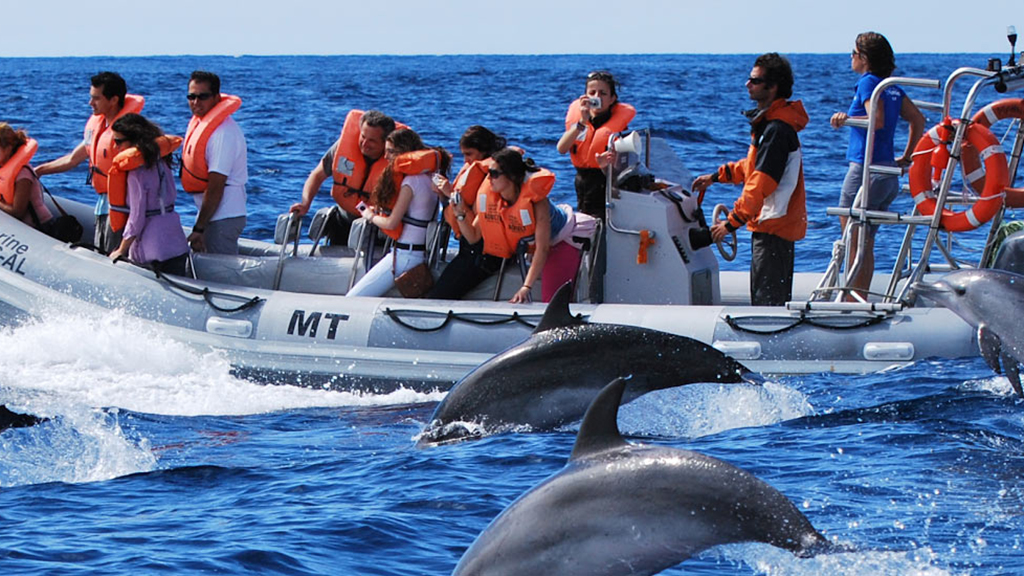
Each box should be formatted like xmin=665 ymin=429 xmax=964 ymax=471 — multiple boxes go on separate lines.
xmin=0 ymin=51 xmax=1005 ymax=59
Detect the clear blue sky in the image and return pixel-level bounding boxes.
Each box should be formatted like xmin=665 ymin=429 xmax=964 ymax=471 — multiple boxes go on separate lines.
xmin=5 ymin=0 xmax=1022 ymax=56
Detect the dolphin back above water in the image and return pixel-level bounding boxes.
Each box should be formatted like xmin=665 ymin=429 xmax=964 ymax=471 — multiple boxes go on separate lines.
xmin=452 ymin=377 xmax=831 ymax=576
xmin=916 ymin=269 xmax=1024 ymax=395
xmin=421 ymin=284 xmax=757 ymax=443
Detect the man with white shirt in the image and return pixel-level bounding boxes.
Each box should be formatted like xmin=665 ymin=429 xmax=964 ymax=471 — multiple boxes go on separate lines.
xmin=180 ymin=70 xmax=247 ymax=254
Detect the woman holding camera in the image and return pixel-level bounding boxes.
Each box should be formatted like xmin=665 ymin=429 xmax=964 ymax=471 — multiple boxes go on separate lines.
xmin=427 ymin=125 xmax=508 ymax=299
xmin=447 ymin=148 xmax=583 ymax=304
xmin=556 ymin=70 xmax=635 ymax=222
xmin=348 ymin=128 xmax=451 ymax=297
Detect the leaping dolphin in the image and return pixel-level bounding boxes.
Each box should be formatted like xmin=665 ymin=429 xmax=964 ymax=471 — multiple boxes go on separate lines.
xmin=452 ymin=377 xmax=834 ymax=575
xmin=916 ymin=269 xmax=1024 ymax=396
xmin=420 ymin=283 xmax=759 ymax=444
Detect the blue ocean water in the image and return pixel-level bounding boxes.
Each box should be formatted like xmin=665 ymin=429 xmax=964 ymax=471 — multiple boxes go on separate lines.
xmin=1 ymin=53 xmax=1023 ymax=575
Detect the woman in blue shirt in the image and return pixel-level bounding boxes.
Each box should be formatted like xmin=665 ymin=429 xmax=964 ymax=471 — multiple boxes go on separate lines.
xmin=829 ymin=31 xmax=924 ymax=300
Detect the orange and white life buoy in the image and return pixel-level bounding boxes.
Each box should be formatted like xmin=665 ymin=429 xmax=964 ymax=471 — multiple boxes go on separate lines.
xmin=960 ymin=99 xmax=1024 ymax=207
xmin=908 ymin=119 xmax=1009 ymax=232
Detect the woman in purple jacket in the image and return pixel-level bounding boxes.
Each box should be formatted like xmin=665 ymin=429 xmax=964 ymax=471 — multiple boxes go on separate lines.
xmin=108 ymin=114 xmax=190 ymax=276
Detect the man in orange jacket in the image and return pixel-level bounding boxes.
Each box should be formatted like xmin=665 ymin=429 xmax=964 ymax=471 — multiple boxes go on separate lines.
xmin=692 ymin=52 xmax=808 ymax=306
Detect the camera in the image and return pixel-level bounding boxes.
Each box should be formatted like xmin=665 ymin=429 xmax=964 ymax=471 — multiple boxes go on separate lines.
xmin=450 ymin=191 xmax=462 ymax=207
xmin=431 ymin=173 xmax=446 ymax=189
xmin=587 ymin=96 xmax=602 ymax=108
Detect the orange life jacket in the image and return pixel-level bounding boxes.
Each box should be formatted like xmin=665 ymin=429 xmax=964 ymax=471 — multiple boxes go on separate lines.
xmin=377 ymin=149 xmax=442 ymax=241
xmin=0 ymin=138 xmax=38 ymax=205
xmin=443 ymin=160 xmax=489 ymax=238
xmin=477 ymin=167 xmax=556 ymax=259
xmin=180 ymin=94 xmax=242 ymax=193
xmin=107 ymin=135 xmax=184 ymax=232
xmin=84 ymin=94 xmax=145 ymax=195
xmin=329 ymin=109 xmax=410 ymax=216
xmin=564 ymin=101 xmax=635 ymax=169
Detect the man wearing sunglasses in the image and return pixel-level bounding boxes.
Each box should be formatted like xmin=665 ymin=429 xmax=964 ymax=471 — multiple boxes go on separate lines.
xmin=181 ymin=70 xmax=248 ymax=255
xmin=692 ymin=53 xmax=808 ymax=306
xmin=35 ymin=71 xmax=144 ymax=253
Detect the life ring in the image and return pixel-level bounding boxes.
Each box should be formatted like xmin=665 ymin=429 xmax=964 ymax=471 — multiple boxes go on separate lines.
xmin=908 ymin=119 xmax=1009 ymax=232
xmin=959 ymin=99 xmax=1024 ymax=207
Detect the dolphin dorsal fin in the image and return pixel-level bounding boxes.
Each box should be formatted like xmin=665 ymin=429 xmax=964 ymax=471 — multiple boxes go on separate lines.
xmin=533 ymin=282 xmax=585 ymax=334
xmin=570 ymin=377 xmax=630 ymax=461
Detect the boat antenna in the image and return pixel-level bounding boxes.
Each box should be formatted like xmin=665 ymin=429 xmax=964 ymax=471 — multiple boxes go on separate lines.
xmin=1009 ymin=25 xmax=1018 ymax=67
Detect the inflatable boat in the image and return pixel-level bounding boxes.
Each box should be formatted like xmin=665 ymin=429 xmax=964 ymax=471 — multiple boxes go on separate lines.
xmin=2 ymin=65 xmax=1021 ymax=392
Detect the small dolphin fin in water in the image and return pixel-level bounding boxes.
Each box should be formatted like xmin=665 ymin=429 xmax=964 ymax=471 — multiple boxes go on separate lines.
xmin=570 ymin=376 xmax=631 ymax=460
xmin=532 ymin=282 xmax=585 ymax=334
xmin=0 ymin=405 xmax=44 ymax=431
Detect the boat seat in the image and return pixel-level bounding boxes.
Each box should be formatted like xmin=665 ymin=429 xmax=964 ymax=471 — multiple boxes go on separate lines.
xmin=380 ymin=259 xmax=533 ymax=301
xmin=191 ymin=252 xmax=353 ymax=295
xmin=236 ymin=238 xmax=356 ymax=259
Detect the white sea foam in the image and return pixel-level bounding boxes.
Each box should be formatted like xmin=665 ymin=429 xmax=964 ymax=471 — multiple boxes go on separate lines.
xmin=711 ymin=542 xmax=955 ymax=576
xmin=0 ymin=403 xmax=158 ymax=487
xmin=0 ymin=312 xmax=445 ymax=418
xmin=615 ymin=379 xmax=814 ymax=438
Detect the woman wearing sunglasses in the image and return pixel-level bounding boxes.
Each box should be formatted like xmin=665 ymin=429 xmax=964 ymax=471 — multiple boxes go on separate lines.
xmin=106 ymin=114 xmax=190 ymax=276
xmin=448 ymin=148 xmax=584 ymax=304
xmin=556 ymin=70 xmax=635 ymax=222
xmin=829 ymin=32 xmax=924 ymax=300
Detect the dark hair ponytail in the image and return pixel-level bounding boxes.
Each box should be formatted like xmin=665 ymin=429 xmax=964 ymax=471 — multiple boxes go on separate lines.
xmin=491 ymin=148 xmax=539 ymax=196
xmin=110 ymin=113 xmax=165 ymax=167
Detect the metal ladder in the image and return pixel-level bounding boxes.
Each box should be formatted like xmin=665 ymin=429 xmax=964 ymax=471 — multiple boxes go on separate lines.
xmin=805 ymin=64 xmax=1024 ymax=312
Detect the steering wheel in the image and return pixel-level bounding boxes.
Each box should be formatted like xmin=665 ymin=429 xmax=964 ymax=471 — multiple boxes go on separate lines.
xmin=712 ymin=204 xmax=737 ymax=262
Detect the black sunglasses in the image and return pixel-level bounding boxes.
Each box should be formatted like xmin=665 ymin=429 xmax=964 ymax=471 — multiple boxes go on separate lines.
xmin=747 ymin=76 xmax=767 ymax=85
xmin=187 ymin=92 xmax=215 ymax=101
xmin=487 ymin=168 xmax=504 ymax=179
xmin=113 ymin=137 xmax=129 ymax=145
